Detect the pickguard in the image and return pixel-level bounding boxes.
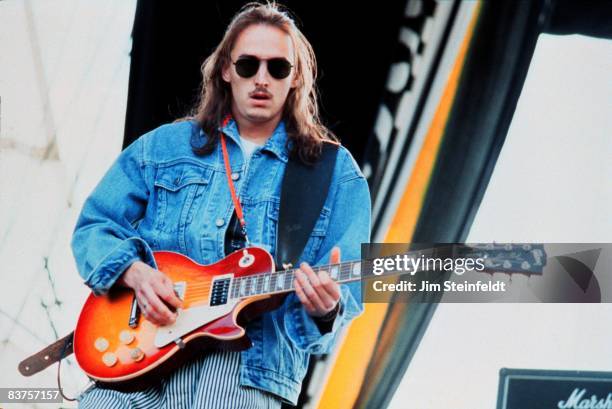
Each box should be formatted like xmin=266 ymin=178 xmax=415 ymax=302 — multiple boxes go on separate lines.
xmin=154 ymin=301 xmax=238 ymax=348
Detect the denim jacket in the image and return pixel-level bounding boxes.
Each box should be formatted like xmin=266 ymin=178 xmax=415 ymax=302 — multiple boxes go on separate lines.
xmin=71 ymin=119 xmax=371 ymax=405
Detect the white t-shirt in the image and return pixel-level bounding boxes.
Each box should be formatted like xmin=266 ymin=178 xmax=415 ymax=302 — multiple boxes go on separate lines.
xmin=239 ymin=136 xmax=264 ymax=161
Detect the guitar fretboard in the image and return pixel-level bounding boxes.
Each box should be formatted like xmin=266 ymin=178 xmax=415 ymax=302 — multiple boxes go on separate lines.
xmin=229 ymin=260 xmax=365 ymax=299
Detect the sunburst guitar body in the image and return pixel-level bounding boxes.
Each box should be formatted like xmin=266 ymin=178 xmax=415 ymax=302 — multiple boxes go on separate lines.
xmin=73 ymin=247 xmax=279 ymax=387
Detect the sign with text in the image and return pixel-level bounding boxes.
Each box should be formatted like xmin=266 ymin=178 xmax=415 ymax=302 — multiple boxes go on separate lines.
xmin=497 ymin=368 xmax=612 ymax=409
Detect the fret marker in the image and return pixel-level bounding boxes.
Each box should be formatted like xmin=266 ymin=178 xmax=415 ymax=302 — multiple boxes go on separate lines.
xmin=330 ymin=265 xmax=339 ymax=280
xmin=352 ymin=262 xmax=361 ymax=276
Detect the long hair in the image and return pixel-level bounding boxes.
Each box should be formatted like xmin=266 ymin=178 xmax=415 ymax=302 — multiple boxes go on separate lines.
xmin=186 ymin=2 xmax=337 ymax=162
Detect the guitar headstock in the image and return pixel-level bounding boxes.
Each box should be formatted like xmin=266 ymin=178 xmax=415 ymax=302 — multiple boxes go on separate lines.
xmin=462 ymin=243 xmax=547 ymax=275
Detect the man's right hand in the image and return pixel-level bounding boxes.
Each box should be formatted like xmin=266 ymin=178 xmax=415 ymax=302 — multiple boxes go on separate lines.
xmin=118 ymin=261 xmax=183 ymax=326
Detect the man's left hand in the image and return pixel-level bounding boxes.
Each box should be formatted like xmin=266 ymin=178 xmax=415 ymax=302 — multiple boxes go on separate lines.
xmin=294 ymin=247 xmax=341 ymax=318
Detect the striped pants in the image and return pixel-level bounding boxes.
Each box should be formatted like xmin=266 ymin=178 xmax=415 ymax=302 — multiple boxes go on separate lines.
xmin=78 ymin=350 xmax=282 ymax=409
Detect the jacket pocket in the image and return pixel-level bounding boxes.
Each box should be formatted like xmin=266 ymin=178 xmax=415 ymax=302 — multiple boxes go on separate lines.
xmin=153 ymin=164 xmax=213 ymax=235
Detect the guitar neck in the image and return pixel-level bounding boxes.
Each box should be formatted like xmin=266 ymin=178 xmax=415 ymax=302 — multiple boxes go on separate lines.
xmin=228 ymin=244 xmax=547 ymax=299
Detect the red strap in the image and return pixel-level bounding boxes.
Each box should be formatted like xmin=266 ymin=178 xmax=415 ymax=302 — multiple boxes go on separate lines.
xmin=219 ymin=117 xmax=249 ymax=244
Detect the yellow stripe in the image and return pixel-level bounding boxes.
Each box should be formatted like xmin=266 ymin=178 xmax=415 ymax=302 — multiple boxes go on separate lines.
xmin=316 ymin=4 xmax=482 ymax=408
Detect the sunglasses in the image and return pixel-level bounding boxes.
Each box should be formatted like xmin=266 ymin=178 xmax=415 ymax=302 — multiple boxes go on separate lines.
xmin=232 ymin=56 xmax=293 ymax=80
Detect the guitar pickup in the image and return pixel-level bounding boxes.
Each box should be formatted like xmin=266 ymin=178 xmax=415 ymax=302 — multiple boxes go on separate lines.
xmin=210 ymin=276 xmax=232 ymax=306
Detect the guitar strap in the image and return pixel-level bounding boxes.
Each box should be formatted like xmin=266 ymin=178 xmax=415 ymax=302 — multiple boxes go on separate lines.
xmin=18 ymin=332 xmax=74 ymax=377
xmin=275 ymin=142 xmax=339 ymax=269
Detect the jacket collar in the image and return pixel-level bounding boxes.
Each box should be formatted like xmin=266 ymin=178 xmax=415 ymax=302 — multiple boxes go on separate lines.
xmin=219 ymin=118 xmax=289 ymax=163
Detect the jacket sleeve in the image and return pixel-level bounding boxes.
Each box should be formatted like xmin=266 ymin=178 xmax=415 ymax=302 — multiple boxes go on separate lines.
xmin=278 ymin=163 xmax=371 ymax=355
xmin=71 ymin=136 xmax=156 ymax=295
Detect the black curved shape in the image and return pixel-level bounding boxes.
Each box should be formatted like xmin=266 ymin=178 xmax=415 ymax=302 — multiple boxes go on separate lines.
xmin=546 ymin=0 xmax=612 ymax=39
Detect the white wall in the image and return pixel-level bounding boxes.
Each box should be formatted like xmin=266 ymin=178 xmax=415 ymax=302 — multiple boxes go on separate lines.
xmin=389 ymin=34 xmax=612 ymax=409
xmin=0 ymin=1 xmax=136 ymax=407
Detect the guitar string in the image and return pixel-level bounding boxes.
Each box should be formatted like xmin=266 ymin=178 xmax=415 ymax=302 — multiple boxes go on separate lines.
xmin=181 ymin=269 xmax=357 ymax=295
xmin=163 ymin=263 xmax=362 ymax=308
xmin=183 ymin=276 xmax=359 ymax=303
xmin=180 ymin=263 xmax=358 ymax=291
xmin=181 ymin=269 xmax=361 ymax=304
xmin=174 ymin=272 xmax=352 ymax=294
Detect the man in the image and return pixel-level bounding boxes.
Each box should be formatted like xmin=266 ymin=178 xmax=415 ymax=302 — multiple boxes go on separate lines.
xmin=73 ymin=3 xmax=371 ymax=408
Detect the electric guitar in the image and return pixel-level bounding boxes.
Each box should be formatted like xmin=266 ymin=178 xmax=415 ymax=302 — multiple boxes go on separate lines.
xmin=19 ymin=244 xmax=546 ymax=388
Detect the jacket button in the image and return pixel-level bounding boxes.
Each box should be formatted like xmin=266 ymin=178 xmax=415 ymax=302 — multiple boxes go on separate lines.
xmin=231 ymin=172 xmax=240 ymax=181
xmin=215 ymin=218 xmax=225 ymax=227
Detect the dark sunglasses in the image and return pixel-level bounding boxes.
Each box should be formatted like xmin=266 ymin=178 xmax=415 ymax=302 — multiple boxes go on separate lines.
xmin=232 ymin=56 xmax=293 ymax=80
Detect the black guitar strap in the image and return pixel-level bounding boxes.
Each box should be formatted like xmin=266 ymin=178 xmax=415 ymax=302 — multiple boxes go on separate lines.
xmin=275 ymin=143 xmax=339 ymax=269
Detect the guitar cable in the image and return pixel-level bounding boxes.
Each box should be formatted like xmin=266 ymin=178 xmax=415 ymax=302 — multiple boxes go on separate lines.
xmin=56 ymin=337 xmax=78 ymax=402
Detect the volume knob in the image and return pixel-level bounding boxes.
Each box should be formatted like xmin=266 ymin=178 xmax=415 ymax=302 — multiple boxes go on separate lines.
xmin=94 ymin=337 xmax=109 ymax=352
xmin=101 ymin=352 xmax=117 ymax=367
xmin=119 ymin=330 xmax=135 ymax=345
xmin=129 ymin=347 xmax=145 ymax=362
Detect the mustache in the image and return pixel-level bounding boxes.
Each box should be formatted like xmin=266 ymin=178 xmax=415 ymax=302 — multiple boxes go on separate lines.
xmin=248 ymin=88 xmax=272 ymax=98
